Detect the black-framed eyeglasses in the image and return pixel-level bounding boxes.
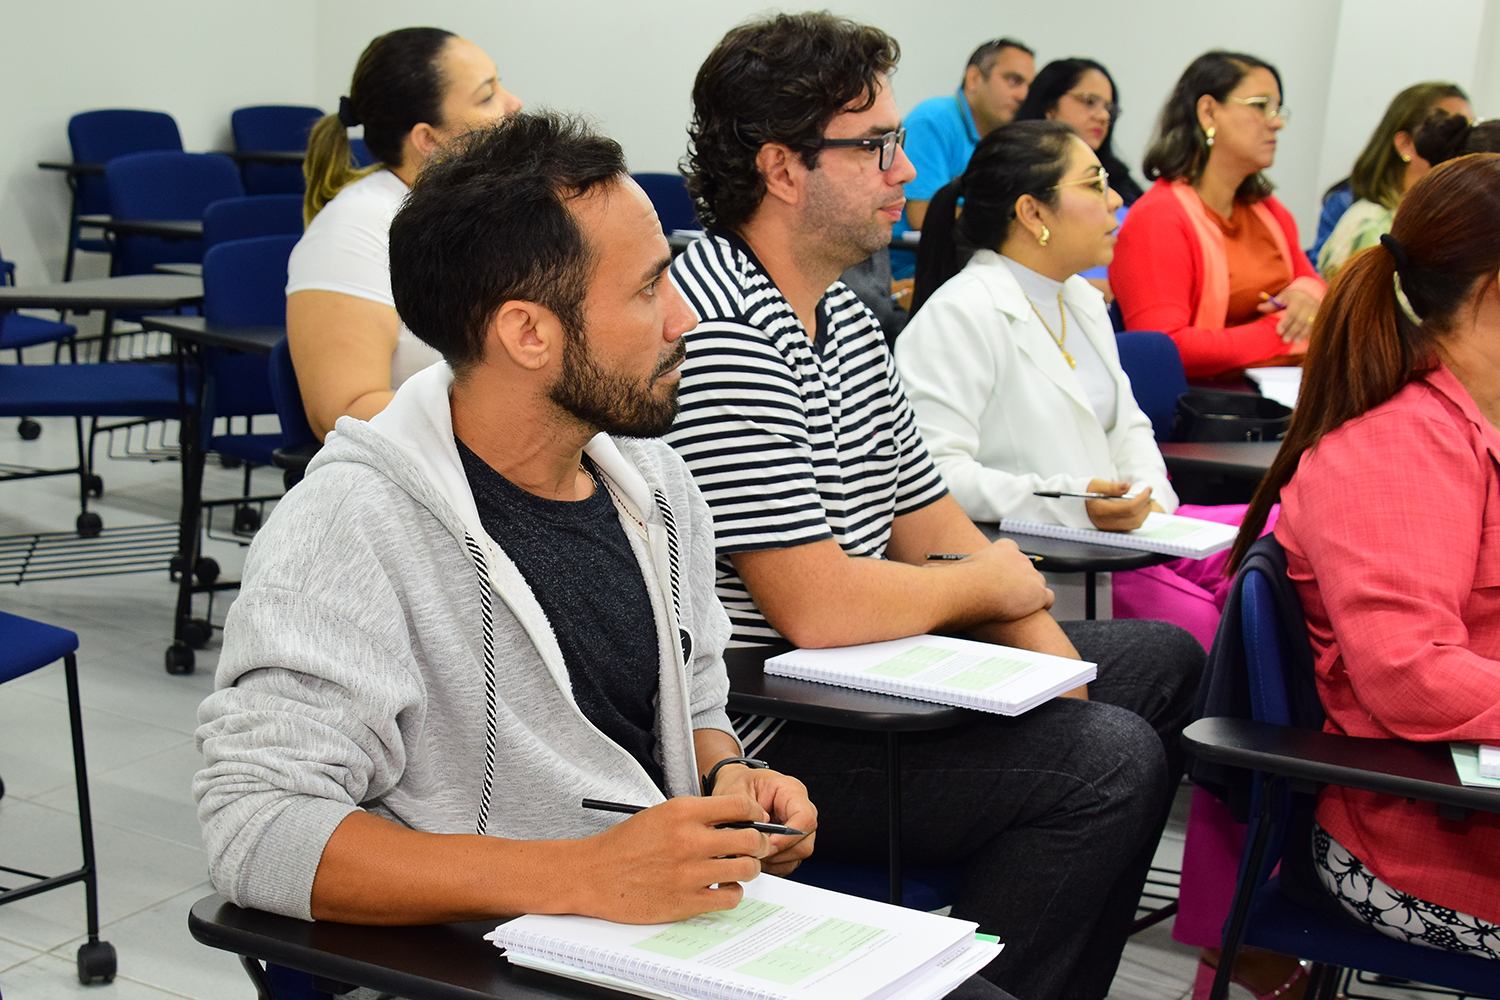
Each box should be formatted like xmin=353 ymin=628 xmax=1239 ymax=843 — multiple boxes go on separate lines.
xmin=1064 ymin=91 xmax=1120 ymax=120
xmin=815 ymin=127 xmax=906 ymax=171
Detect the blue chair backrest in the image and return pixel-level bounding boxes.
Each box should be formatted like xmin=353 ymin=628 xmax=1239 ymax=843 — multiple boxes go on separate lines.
xmin=231 ymin=105 xmax=323 ymax=152
xmin=68 ymin=109 xmax=183 ymax=215
xmin=349 ymin=137 xmax=376 ymax=168
xmin=1114 ymin=331 xmax=1188 ymax=442
xmin=204 ymin=195 xmax=304 ymax=246
xmin=202 ymin=235 xmax=297 ymax=327
xmin=269 ymin=337 xmax=317 ymax=450
xmin=231 ymin=105 xmax=323 ymax=195
xmin=106 ymin=151 xmax=245 ymax=221
xmin=1240 ymin=568 xmax=1294 ymax=727
xmin=632 ymin=172 xmax=698 ymax=233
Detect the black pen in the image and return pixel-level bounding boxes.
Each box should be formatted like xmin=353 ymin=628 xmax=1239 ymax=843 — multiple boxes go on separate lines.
xmin=582 ymin=798 xmax=807 ymax=836
xmin=1033 ymin=490 xmax=1135 ymax=500
xmin=928 ymin=552 xmax=1043 ymax=563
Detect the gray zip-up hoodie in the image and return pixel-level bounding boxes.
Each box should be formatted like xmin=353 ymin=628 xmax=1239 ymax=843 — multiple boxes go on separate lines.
xmin=194 ymin=363 xmax=736 ymax=920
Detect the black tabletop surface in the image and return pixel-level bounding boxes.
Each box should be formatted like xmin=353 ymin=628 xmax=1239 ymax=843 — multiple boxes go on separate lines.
xmin=141 ymin=314 xmax=283 ymax=355
xmin=153 ymin=262 xmax=203 ymax=277
xmin=98 ymin=217 xmax=204 ymax=240
xmin=974 ymin=523 xmax=1173 ymax=573
xmin=229 ymin=150 xmax=307 ymax=166
xmin=38 ymin=160 xmax=105 ymax=176
xmin=723 ymin=644 xmax=970 ymax=732
xmin=0 ymin=274 xmax=202 ymax=311
xmin=189 ymin=895 xmax=612 ymax=1000
xmin=1158 ymin=441 xmax=1281 ymax=475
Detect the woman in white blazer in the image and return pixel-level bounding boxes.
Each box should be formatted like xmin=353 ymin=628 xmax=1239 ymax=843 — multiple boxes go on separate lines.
xmin=898 ymin=120 xmax=1248 ymax=651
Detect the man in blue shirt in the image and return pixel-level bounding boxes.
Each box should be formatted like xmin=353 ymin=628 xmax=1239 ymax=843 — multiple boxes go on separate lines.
xmin=893 ymin=38 xmax=1035 ymax=277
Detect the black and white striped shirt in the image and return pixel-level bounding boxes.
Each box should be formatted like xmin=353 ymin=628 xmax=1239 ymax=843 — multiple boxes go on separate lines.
xmin=667 ymin=231 xmax=948 ymax=643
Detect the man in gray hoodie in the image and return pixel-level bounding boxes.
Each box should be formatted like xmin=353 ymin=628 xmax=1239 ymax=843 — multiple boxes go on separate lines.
xmin=193 ymin=113 xmax=820 ymax=930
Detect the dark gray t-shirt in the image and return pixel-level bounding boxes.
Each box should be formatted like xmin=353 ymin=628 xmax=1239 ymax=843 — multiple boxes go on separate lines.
xmin=456 ymin=438 xmax=664 ymax=790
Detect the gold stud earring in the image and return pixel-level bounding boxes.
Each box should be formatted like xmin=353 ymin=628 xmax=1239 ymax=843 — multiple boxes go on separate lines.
xmin=1038 ymin=225 xmax=1050 ymax=248
xmin=1205 ymin=126 xmax=1216 ymax=147
xmin=1401 ymin=154 xmax=1412 ymax=163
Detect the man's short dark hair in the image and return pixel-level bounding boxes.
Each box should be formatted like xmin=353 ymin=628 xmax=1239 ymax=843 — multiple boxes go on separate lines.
xmin=683 ymin=11 xmax=900 ymax=231
xmin=389 ymin=112 xmax=627 ymax=374
xmin=965 ymin=37 xmax=1033 ymax=78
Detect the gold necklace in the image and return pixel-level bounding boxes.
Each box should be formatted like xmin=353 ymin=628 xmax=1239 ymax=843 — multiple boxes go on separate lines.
xmin=1024 ymin=289 xmax=1075 ymax=368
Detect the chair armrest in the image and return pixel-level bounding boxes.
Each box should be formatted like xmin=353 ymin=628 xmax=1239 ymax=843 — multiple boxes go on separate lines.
xmin=1184 ymin=717 xmax=1500 ymax=816
xmin=271 ymin=442 xmax=319 ymax=471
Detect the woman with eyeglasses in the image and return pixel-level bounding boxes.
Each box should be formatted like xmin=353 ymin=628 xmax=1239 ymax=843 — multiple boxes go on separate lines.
xmin=1014 ymin=58 xmax=1143 ymax=204
xmin=1110 ymin=50 xmax=1326 ymax=379
xmin=1317 ymin=82 xmax=1471 ymax=280
xmin=898 ymin=120 xmax=1253 ymax=640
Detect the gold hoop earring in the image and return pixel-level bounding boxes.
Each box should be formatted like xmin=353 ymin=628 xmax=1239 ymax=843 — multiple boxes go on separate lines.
xmin=1038 ymin=225 xmax=1050 ymax=248
xmin=1205 ymin=126 xmax=1216 ymax=147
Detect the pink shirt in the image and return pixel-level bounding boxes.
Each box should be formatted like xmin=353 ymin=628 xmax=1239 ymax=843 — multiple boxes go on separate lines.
xmin=1276 ymin=365 xmax=1500 ymax=922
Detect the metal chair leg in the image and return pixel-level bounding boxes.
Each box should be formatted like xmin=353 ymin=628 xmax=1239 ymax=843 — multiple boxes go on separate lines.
xmin=65 ymin=654 xmax=116 ymax=984
xmin=1210 ymin=772 xmax=1277 ymax=1000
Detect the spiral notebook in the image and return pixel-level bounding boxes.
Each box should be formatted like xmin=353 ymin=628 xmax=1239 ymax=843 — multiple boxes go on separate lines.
xmin=486 ymin=874 xmax=1002 ymax=1000
xmin=999 ymin=511 xmax=1238 ymax=559
xmin=763 ymin=634 xmax=1095 ymax=716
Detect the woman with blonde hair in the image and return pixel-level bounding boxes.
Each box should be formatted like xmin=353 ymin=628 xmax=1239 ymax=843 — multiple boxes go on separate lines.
xmin=1316 ymin=82 xmax=1470 ymax=279
xmin=287 ymin=27 xmax=521 ymax=439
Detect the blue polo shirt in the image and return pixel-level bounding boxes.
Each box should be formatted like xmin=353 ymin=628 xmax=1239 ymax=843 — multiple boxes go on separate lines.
xmin=894 ymin=89 xmax=980 ymax=277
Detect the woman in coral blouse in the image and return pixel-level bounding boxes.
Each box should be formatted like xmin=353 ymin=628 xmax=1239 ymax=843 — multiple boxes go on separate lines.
xmin=1111 ymin=51 xmax=1325 ymax=379
xmin=1232 ymin=153 xmax=1500 ymax=956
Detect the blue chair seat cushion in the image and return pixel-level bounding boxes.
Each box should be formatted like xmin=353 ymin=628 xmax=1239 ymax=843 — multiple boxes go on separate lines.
xmin=0 ymin=363 xmax=191 ymax=417
xmin=0 ymin=611 xmax=79 ymax=683
xmin=1244 ymin=874 xmax=1500 ymax=995
xmin=2 ymin=314 xmax=77 ymax=350
xmin=209 ymin=432 xmax=280 ymax=468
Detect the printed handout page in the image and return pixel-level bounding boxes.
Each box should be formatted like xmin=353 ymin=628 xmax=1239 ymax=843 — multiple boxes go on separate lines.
xmin=487 ymin=874 xmax=988 ymax=1000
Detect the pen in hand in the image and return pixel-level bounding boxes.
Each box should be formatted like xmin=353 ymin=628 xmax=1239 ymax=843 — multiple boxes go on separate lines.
xmin=582 ymin=798 xmax=807 ymax=836
xmin=1033 ymin=490 xmax=1137 ymax=500
xmin=927 ymin=552 xmax=1043 ymax=563
xmin=1259 ymin=291 xmax=1288 ymax=310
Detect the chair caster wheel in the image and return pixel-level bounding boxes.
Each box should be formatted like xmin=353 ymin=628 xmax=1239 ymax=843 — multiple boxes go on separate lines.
xmin=0 ymin=775 xmax=6 ymax=801
xmin=194 ymin=557 xmax=220 ymax=587
xmin=76 ymin=939 xmax=116 ymax=984
xmin=18 ymin=418 xmax=41 ymax=440
xmin=76 ymin=512 xmax=103 ymax=537
xmin=181 ymin=618 xmax=213 ymax=649
xmin=84 ymin=473 xmax=104 ymax=497
xmin=233 ymin=504 xmax=261 ymax=534
xmin=164 ymin=643 xmax=195 ymax=675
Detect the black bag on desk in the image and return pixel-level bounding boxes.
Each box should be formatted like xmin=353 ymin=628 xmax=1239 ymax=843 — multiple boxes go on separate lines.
xmin=1172 ymin=390 xmax=1292 ymax=442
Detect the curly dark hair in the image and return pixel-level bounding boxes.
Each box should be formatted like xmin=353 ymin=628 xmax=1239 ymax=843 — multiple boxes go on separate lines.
xmin=1143 ymin=50 xmax=1282 ymax=204
xmin=683 ymin=11 xmax=900 ymax=231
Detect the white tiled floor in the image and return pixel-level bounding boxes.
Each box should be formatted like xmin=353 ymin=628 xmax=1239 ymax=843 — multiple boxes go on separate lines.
xmin=0 ymin=413 xmax=1443 ymax=1000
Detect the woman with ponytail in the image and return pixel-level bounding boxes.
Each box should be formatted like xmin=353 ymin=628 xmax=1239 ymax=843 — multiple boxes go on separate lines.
xmin=287 ymin=27 xmax=521 ymax=439
xmin=1231 ymin=154 xmax=1500 ymax=957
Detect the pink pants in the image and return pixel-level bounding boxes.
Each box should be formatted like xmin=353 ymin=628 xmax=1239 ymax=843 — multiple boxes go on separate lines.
xmin=1111 ymin=502 xmax=1281 ymax=946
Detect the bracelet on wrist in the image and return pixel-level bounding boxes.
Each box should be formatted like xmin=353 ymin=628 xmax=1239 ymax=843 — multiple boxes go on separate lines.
xmin=702 ymin=756 xmax=769 ymax=795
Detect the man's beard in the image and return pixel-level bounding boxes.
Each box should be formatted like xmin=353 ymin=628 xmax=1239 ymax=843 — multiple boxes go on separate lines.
xmin=801 ymin=169 xmax=893 ymax=269
xmin=548 ymin=328 xmax=685 ymax=438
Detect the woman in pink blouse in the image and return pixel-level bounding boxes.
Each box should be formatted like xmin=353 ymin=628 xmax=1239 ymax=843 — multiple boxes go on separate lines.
xmin=1231 ymin=153 xmax=1500 ymax=957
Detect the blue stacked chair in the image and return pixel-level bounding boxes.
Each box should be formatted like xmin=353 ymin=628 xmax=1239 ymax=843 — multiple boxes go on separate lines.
xmin=1114 ymin=331 xmax=1188 ymax=442
xmin=230 ymin=105 xmax=323 ymax=196
xmin=268 ymin=337 xmax=319 ymax=489
xmin=0 ymin=611 xmax=116 ymax=984
xmin=203 ymin=195 xmax=305 ymax=246
xmin=632 ymin=172 xmax=698 ymax=233
xmin=1 ymin=247 xmax=78 ymax=439
xmin=65 ymin=109 xmax=183 ymax=279
xmin=104 ymin=151 xmax=244 ymax=276
xmin=1193 ymin=535 xmax=1500 ymax=1000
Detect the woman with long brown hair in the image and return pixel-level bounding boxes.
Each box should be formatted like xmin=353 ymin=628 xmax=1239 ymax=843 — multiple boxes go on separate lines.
xmin=1231 ymin=153 xmax=1500 ymax=957
xmin=287 ymin=27 xmax=521 ymax=440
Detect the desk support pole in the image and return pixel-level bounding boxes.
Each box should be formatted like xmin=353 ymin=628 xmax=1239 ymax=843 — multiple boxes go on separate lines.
xmin=1085 ymin=570 xmax=1097 ymax=620
xmin=887 ymin=731 xmax=902 ymax=905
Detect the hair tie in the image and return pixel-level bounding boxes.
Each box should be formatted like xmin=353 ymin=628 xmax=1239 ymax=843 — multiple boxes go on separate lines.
xmin=337 ymin=96 xmax=361 ymax=128
xmin=1379 ymin=232 xmax=1409 ymax=271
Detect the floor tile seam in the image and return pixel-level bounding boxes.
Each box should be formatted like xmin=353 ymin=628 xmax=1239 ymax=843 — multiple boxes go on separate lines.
xmin=4 ymin=738 xmax=201 ymax=801
xmin=0 ymin=942 xmax=45 ymax=974
xmin=0 ymin=685 xmax=203 ymax=740
xmin=0 ymin=795 xmax=210 ymax=854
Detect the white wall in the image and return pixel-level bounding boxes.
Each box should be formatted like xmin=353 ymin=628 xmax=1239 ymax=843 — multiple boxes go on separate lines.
xmin=0 ymin=0 xmax=1492 ymax=287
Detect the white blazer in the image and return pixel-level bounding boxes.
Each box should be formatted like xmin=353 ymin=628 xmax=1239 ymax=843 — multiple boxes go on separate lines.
xmin=895 ymin=250 xmax=1178 ymax=529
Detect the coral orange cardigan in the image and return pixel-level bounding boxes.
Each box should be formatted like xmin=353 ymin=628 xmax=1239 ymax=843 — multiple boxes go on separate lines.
xmin=1110 ymin=179 xmax=1325 ymax=378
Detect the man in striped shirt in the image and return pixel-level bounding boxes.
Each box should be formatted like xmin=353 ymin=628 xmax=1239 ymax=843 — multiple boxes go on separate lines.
xmin=667 ymin=14 xmax=1203 ymax=1000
